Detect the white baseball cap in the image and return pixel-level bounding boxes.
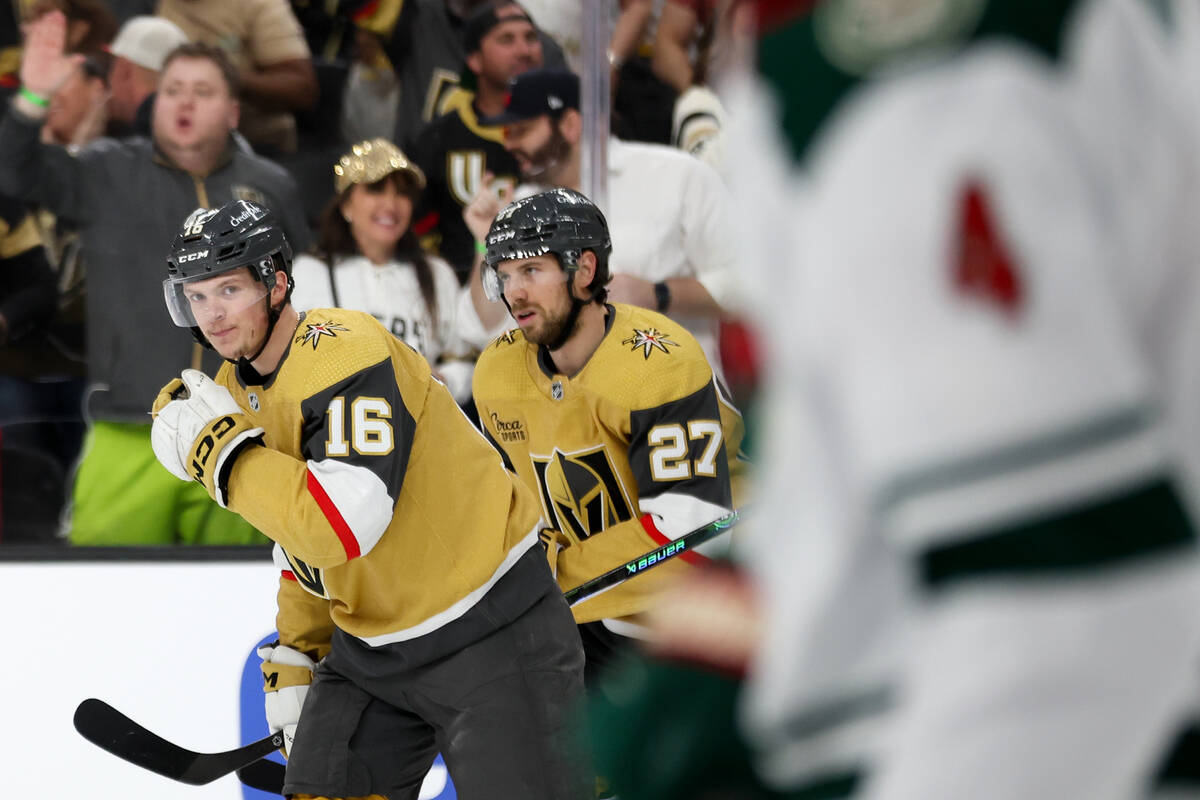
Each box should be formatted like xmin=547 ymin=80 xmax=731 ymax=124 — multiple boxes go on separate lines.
xmin=109 ymin=16 xmax=189 ymax=72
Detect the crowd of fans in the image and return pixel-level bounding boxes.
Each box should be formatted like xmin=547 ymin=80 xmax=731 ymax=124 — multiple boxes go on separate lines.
xmin=0 ymin=0 xmax=751 ymax=544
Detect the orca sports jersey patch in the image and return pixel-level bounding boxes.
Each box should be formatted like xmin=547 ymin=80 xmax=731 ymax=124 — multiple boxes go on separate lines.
xmin=296 ymin=320 xmax=349 ymax=350
xmin=623 ymin=327 xmax=679 ymax=359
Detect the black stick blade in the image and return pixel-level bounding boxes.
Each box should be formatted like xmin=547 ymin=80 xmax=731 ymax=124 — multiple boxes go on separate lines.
xmin=237 ymin=757 xmax=287 ymax=794
xmin=74 ymin=698 xmax=283 ymax=785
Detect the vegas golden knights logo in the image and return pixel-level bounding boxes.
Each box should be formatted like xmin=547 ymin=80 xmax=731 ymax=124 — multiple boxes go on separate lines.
xmin=448 ymin=151 xmax=485 ymax=206
xmin=282 ymin=548 xmax=328 ymax=599
xmin=531 ymin=446 xmax=634 ymax=542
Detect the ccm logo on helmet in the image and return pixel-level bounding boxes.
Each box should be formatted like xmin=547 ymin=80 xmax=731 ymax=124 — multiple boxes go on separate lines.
xmin=178 ymin=250 xmax=210 ymax=263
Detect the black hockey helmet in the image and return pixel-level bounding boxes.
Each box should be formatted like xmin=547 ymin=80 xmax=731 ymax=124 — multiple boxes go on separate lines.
xmin=482 ymin=187 xmax=612 ymax=302
xmin=163 ymin=199 xmax=294 ymax=330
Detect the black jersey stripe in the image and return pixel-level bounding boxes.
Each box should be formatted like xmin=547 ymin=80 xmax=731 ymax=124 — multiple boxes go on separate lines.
xmin=482 ymin=424 xmax=517 ymax=474
xmin=920 ymin=477 xmax=1195 ymax=591
xmin=789 ymin=771 xmax=862 ymax=800
xmin=1154 ymin=723 xmax=1200 ymax=787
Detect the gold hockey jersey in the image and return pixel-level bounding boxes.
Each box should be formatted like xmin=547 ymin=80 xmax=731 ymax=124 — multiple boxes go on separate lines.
xmin=217 ymin=309 xmax=545 ymax=659
xmin=472 ymin=303 xmax=748 ymax=624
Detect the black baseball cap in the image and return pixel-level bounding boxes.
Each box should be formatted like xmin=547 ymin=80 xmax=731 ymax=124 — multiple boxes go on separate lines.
xmin=478 ymin=68 xmax=580 ymax=126
xmin=462 ymin=1 xmax=534 ymax=54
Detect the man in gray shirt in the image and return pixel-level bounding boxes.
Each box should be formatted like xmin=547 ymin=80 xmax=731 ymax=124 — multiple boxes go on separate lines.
xmin=0 ymin=12 xmax=311 ymax=544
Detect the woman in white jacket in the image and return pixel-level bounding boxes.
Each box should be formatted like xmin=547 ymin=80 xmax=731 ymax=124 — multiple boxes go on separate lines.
xmin=292 ymin=138 xmax=471 ymax=400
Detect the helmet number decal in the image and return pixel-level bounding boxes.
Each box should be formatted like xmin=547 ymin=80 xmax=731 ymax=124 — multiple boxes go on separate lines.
xmin=181 ymin=208 xmax=219 ymax=237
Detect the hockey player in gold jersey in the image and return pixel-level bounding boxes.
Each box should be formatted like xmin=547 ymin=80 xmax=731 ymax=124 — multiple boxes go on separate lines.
xmin=148 ymin=199 xmax=591 ymax=800
xmin=472 ymin=187 xmax=748 ymax=681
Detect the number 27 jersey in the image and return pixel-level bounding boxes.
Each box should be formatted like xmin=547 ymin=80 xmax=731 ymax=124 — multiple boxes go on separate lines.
xmin=472 ymin=302 xmax=749 ymax=625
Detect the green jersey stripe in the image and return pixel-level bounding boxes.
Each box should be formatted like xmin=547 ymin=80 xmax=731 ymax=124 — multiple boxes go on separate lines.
xmin=920 ymin=477 xmax=1195 ymax=590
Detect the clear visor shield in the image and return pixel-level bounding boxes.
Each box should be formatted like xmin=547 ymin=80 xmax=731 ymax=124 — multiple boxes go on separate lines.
xmin=163 ymin=273 xmax=271 ymax=328
xmin=483 ymin=259 xmax=571 ymax=303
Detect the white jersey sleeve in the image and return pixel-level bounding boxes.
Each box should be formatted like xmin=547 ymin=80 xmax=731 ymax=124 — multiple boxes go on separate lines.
xmin=739 ymin=32 xmax=1200 ymax=800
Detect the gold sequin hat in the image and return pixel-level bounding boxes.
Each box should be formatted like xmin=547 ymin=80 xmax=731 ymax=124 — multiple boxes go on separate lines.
xmin=333 ymin=138 xmax=426 ymax=195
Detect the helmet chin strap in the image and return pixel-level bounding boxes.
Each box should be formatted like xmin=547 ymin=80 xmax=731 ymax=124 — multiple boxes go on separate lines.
xmin=234 ymin=296 xmax=283 ymax=368
xmin=545 ymin=294 xmax=586 ymax=352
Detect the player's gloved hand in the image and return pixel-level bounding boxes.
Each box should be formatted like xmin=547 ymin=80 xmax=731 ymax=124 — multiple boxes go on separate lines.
xmin=150 ymin=369 xmax=264 ymax=507
xmin=538 ymin=527 xmax=569 ymax=577
xmin=258 ymin=642 xmax=317 ymax=757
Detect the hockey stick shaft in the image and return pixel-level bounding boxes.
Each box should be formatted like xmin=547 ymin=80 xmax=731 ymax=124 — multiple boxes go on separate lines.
xmin=563 ymin=508 xmax=742 ymax=606
xmin=74 ymin=698 xmax=284 ymax=785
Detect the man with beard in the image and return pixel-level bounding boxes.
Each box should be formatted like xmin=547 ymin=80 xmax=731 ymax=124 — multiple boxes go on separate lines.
xmin=409 ymin=1 xmax=545 ymax=283
xmin=471 ymin=187 xmax=748 ymax=688
xmin=459 ymin=67 xmax=739 ymax=378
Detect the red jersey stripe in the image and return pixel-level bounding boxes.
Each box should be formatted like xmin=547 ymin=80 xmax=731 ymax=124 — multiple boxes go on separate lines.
xmin=640 ymin=513 xmax=709 ymax=567
xmin=306 ymin=469 xmax=362 ymax=560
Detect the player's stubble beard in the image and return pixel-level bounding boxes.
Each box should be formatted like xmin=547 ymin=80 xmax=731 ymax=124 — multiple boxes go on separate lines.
xmin=513 ymin=124 xmax=572 ymax=182
xmin=516 ymin=284 xmax=578 ymax=348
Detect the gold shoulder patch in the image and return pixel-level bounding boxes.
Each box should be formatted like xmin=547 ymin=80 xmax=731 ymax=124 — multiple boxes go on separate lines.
xmin=621 ymin=327 xmax=679 ymax=359
xmin=295 ymin=320 xmax=350 ymax=350
xmin=492 ymin=329 xmax=521 ymax=348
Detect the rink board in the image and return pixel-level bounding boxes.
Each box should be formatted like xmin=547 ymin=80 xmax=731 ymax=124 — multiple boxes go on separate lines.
xmin=1 ymin=560 xmax=453 ymax=799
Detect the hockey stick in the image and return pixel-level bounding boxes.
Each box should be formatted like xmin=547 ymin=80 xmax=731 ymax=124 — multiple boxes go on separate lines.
xmin=563 ymin=508 xmax=742 ymax=606
xmin=79 ymin=510 xmax=742 ymax=794
xmin=73 ymin=698 xmax=284 ymax=786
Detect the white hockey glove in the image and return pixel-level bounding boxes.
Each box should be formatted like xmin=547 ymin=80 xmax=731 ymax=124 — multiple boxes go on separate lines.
xmin=150 ymin=369 xmax=263 ymax=507
xmin=258 ymin=643 xmax=317 ymax=757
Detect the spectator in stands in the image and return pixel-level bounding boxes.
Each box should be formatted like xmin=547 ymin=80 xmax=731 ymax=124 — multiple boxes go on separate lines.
xmin=0 ymin=194 xmax=59 ymax=416
xmin=31 ymin=0 xmax=119 ymax=56
xmin=339 ymin=24 xmax=401 ymax=146
xmin=0 ymin=193 xmax=72 ymax=543
xmin=460 ymin=67 xmax=738 ymax=377
xmin=41 ymin=52 xmax=108 ymax=145
xmin=2 ymin=0 xmax=117 ymax=118
xmin=0 ymin=14 xmax=311 ymax=545
xmin=409 ymin=0 xmax=543 ymax=283
xmin=651 ymin=0 xmax=735 ymax=170
xmin=385 ymin=0 xmax=566 ymax=152
xmin=105 ymin=15 xmax=188 ymax=137
xmin=519 ymin=0 xmax=674 ymax=145
xmin=290 ymin=137 xmax=469 ymax=401
xmin=157 ymin=0 xmax=318 ymax=155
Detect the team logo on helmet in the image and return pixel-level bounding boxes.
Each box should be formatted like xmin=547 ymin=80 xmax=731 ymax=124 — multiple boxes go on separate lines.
xmin=622 ymin=327 xmax=678 ymax=359
xmin=296 ymin=320 xmax=349 ymax=350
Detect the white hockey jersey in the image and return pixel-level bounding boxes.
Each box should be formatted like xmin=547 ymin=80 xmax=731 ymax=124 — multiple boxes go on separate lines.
xmin=291 ymin=252 xmax=464 ymax=365
xmin=730 ymin=1 xmax=1200 ymax=797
